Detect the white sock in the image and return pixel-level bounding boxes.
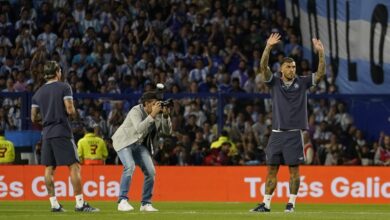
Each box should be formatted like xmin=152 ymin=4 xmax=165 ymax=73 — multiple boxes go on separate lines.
xmin=288 ymin=194 xmax=297 ymax=206
xmin=75 ymin=194 xmax=84 ymax=208
xmin=49 ymin=196 xmax=60 ymax=208
xmin=262 ymin=194 xmax=272 ymax=209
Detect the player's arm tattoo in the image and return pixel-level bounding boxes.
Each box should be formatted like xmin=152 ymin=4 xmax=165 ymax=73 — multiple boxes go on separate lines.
xmin=289 ymin=176 xmax=301 ymax=195
xmin=315 ymin=50 xmax=325 ymax=84
xmin=259 ymin=45 xmax=273 ymax=81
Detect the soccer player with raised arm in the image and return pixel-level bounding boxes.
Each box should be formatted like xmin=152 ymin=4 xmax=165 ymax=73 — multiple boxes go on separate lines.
xmin=250 ymin=33 xmax=325 ymax=212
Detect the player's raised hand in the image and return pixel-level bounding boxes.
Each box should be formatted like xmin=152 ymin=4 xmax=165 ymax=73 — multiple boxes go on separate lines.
xmin=312 ymin=38 xmax=324 ymax=53
xmin=266 ymin=33 xmax=281 ymax=47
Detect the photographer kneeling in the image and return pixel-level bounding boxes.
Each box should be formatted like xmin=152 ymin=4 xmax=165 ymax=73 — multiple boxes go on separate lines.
xmin=112 ymin=90 xmax=172 ymax=212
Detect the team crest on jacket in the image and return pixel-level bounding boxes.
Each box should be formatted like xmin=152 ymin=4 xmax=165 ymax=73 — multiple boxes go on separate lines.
xmin=294 ymin=83 xmax=299 ymax=89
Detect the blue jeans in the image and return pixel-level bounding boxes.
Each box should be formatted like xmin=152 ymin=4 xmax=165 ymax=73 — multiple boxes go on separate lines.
xmin=117 ymin=144 xmax=156 ymax=204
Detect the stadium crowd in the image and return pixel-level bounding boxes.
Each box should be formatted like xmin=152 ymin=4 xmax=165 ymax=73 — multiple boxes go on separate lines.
xmin=0 ymin=0 xmax=389 ymax=166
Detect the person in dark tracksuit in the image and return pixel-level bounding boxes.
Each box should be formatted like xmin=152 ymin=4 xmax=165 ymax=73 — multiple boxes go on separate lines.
xmin=250 ymin=33 xmax=325 ymax=213
xmin=31 ymin=61 xmax=99 ymax=212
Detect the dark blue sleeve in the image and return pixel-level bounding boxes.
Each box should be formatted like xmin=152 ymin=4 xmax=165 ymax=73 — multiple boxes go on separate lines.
xmin=300 ymin=73 xmax=315 ymax=89
xmin=63 ymin=83 xmax=73 ymax=100
xmin=31 ymin=94 xmax=39 ymax=108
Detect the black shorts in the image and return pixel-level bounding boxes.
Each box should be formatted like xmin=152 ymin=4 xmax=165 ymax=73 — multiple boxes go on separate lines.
xmin=266 ymin=130 xmax=304 ymax=165
xmin=41 ymin=137 xmax=79 ymax=166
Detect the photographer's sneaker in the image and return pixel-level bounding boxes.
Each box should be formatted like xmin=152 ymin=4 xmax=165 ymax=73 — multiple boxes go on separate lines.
xmin=284 ymin=203 xmax=295 ymax=213
xmin=118 ymin=199 xmax=134 ymax=211
xmin=75 ymin=202 xmax=100 ymax=212
xmin=51 ymin=204 xmax=66 ymax=212
xmin=140 ymin=203 xmax=158 ymax=212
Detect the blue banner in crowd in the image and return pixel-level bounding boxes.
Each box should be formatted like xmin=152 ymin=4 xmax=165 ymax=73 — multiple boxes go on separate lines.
xmin=285 ymin=0 xmax=390 ymax=94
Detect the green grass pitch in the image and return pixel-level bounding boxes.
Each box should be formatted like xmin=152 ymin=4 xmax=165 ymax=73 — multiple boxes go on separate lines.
xmin=0 ymin=201 xmax=389 ymax=220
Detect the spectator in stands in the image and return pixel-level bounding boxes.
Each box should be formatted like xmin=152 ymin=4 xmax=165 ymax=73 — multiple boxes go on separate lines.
xmin=354 ymin=130 xmax=366 ymax=148
xmin=218 ymin=141 xmax=232 ymax=165
xmin=71 ymin=44 xmax=94 ymax=75
xmin=242 ymin=140 xmax=266 ymax=165
xmin=203 ymin=148 xmax=220 ymax=165
xmin=70 ymin=112 xmax=85 ymax=143
xmin=188 ymin=55 xmax=212 ymax=83
xmin=230 ymin=77 xmax=246 ymax=93
xmin=36 ymin=2 xmax=54 ymax=30
xmin=284 ymin=34 xmax=302 ymax=59
xmin=185 ymin=100 xmax=207 ymax=127
xmin=85 ymin=108 xmax=108 ymax=138
xmin=0 ymin=129 xmax=15 ymax=164
xmin=13 ymin=71 xmax=27 ymax=92
xmin=335 ymin=102 xmax=353 ymax=131
xmin=80 ymin=9 xmax=101 ymax=34
xmin=107 ymin=100 xmax=126 ymax=137
xmin=170 ymin=141 xmax=187 ymax=165
xmin=324 ymin=134 xmax=343 ymax=165
xmin=189 ymin=142 xmax=205 ymax=165
xmin=374 ymin=135 xmax=390 ymax=166
xmin=0 ymin=107 xmax=12 ymax=130
xmin=104 ymin=138 xmax=118 ymax=165
xmin=194 ymin=128 xmax=210 ymax=151
xmin=183 ymin=114 xmax=200 ymax=141
xmin=0 ymin=13 xmax=13 ymax=40
xmin=202 ymin=122 xmax=216 ymax=143
xmin=231 ymin=60 xmax=249 ymax=88
xmin=7 ymin=98 xmax=22 ymax=130
xmin=0 ymin=55 xmax=14 ymax=76
xmin=0 ymin=28 xmax=13 ymax=49
xmin=77 ymin=126 xmax=108 ymax=165
xmin=37 ymin=23 xmax=57 ymax=53
xmin=313 ymin=121 xmax=332 ymax=152
xmin=15 ymin=7 xmax=37 ymax=33
xmin=359 ymin=144 xmax=374 ymax=166
xmin=210 ymin=130 xmax=237 ymax=157
xmin=34 ymin=139 xmax=42 ymax=165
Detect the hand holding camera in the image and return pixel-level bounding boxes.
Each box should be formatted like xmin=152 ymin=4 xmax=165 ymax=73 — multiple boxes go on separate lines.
xmin=150 ymin=101 xmax=162 ymax=118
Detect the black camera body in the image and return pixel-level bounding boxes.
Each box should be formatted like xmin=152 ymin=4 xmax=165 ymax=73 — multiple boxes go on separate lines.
xmin=160 ymin=98 xmax=173 ymax=107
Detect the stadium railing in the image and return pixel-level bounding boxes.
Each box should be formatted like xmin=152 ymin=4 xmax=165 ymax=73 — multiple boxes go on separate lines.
xmin=1 ymin=91 xmax=389 ymax=148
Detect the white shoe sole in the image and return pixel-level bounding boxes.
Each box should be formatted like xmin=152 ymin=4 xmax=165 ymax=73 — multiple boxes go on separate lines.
xmin=118 ymin=206 xmax=134 ymax=211
xmin=118 ymin=209 xmax=134 ymax=211
xmin=140 ymin=209 xmax=158 ymax=212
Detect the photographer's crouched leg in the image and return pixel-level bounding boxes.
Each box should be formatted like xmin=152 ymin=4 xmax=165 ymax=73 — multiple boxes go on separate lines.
xmin=136 ymin=145 xmax=158 ymax=212
xmin=117 ymin=146 xmax=136 ymax=211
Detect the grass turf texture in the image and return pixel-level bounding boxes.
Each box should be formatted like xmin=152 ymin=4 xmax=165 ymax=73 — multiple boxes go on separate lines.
xmin=0 ymin=201 xmax=389 ymax=220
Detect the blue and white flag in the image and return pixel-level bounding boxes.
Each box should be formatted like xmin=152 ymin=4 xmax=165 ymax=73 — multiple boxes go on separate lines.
xmin=285 ymin=0 xmax=390 ymax=94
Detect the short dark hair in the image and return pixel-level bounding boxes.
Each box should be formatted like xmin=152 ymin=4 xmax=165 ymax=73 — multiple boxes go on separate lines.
xmin=280 ymin=57 xmax=295 ymax=66
xmin=221 ymin=130 xmax=229 ymax=136
xmin=44 ymin=61 xmax=60 ymax=80
xmin=140 ymin=91 xmax=163 ymax=103
xmin=85 ymin=126 xmax=95 ymax=133
xmin=232 ymin=77 xmax=240 ymax=83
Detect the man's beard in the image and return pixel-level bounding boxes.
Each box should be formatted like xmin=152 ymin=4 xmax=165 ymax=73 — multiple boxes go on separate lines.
xmin=284 ymin=73 xmax=294 ymax=81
